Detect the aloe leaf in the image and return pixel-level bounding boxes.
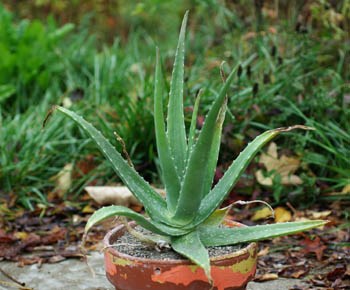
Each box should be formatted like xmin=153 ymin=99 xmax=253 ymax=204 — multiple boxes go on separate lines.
xmin=154 ymin=48 xmax=181 ymax=213
xmin=190 ymin=126 xmax=313 ymax=227
xmin=172 ymin=65 xmax=238 ymax=224
xmin=199 ymin=220 xmax=327 ymax=246
xmin=187 ymin=89 xmax=202 ymax=158
xmin=54 ymin=106 xmax=170 ymax=223
xmin=85 ymin=205 xmax=189 ymax=237
xmin=201 ymin=98 xmax=227 ymax=198
xmin=166 ymin=11 xmax=189 ymax=180
xmin=171 ymin=230 xmax=211 ymax=281
xmin=200 ymin=206 xmax=230 ymax=227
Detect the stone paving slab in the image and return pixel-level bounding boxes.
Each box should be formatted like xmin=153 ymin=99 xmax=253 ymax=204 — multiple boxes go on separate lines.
xmin=0 ymin=252 xmax=305 ymax=290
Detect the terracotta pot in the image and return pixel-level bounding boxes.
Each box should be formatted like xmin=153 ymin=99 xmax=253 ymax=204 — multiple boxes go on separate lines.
xmin=103 ymin=220 xmax=258 ymax=290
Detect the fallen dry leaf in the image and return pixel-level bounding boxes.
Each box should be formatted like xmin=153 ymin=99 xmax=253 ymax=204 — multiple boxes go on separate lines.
xmin=326 ymin=184 xmax=350 ymax=196
xmin=306 ymin=210 xmax=332 ymax=219
xmin=291 ymin=269 xmax=308 ymax=278
xmin=342 ymin=184 xmax=350 ymax=194
xmin=13 ymin=232 xmax=28 ymax=240
xmin=326 ymin=264 xmax=347 ymax=281
xmin=0 ymin=230 xmax=15 ymax=243
xmin=255 ymin=142 xmax=303 ymax=186
xmin=74 ymin=155 xmax=97 ymax=180
xmin=251 ymin=207 xmax=273 ymax=221
xmin=50 ymin=163 xmax=73 ymax=197
xmin=85 ymin=186 xmax=142 ymax=207
xmin=300 ymin=236 xmax=327 ymax=261
xmin=258 ymin=246 xmax=270 ymax=257
xmin=254 ymin=273 xmax=279 ymax=282
xmin=81 ymin=204 xmax=95 ymax=214
xmin=40 ymin=226 xmax=67 ymax=245
xmin=274 ymin=207 xmax=292 ymax=223
xmin=251 ymin=206 xmax=291 ymax=222
xmin=85 ymin=185 xmax=166 ymax=207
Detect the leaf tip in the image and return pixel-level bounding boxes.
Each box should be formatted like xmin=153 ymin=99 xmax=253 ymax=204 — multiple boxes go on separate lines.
xmin=181 ymin=10 xmax=189 ymax=31
xmin=274 ymin=125 xmax=315 ymax=133
xmin=42 ymin=105 xmax=59 ymax=129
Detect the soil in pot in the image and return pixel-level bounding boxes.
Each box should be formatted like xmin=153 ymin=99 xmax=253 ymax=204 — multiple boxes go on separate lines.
xmin=114 ymin=225 xmax=248 ymax=261
xmin=103 ymin=222 xmax=258 ymax=290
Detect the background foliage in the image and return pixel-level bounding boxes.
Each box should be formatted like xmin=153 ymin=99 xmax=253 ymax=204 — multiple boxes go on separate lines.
xmin=0 ymin=0 xmax=349 ymax=209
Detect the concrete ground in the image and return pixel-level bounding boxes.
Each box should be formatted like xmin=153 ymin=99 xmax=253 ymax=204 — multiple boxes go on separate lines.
xmin=0 ymin=252 xmax=306 ymax=290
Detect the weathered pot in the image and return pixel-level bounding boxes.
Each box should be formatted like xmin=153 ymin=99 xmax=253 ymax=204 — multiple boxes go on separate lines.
xmin=103 ymin=220 xmax=258 ymax=290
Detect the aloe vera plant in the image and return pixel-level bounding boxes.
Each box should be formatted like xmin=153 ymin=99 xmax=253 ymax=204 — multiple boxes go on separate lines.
xmin=49 ymin=12 xmax=326 ymax=281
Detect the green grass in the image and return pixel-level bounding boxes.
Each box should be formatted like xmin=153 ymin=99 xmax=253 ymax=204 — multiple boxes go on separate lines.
xmin=0 ymin=1 xmax=349 ymax=209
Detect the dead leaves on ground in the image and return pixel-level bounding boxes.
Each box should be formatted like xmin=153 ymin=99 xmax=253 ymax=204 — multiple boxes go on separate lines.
xmin=0 ymin=199 xmax=100 ymax=266
xmin=252 ymin=206 xmax=292 ymax=222
xmin=249 ymin=197 xmax=349 ymax=288
xmin=0 ymin=209 xmax=84 ymax=266
xmin=0 ymin=182 xmax=150 ymax=266
xmin=299 ymin=235 xmax=327 ymax=261
xmin=255 ymin=142 xmax=303 ymax=186
xmin=254 ymin=217 xmax=349 ymax=289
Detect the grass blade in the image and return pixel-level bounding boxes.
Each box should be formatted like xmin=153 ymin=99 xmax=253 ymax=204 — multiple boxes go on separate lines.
xmin=166 ymin=11 xmax=189 ymax=180
xmin=154 ymin=48 xmax=181 ymax=213
xmin=53 ymin=106 xmax=170 ymax=223
xmin=199 ymin=220 xmax=327 ymax=246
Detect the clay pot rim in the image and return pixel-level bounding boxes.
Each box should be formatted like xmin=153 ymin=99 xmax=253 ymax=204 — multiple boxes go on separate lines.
xmin=103 ymin=220 xmax=257 ymax=265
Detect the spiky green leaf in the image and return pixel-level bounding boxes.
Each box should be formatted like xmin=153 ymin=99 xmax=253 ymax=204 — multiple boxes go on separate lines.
xmin=54 ymin=106 xmax=170 ymax=224
xmin=187 ymin=89 xmax=202 ymax=158
xmin=171 ymin=230 xmax=211 ymax=281
xmin=189 ymin=126 xmax=313 ymax=228
xmin=154 ymin=48 xmax=181 ymax=213
xmin=172 ymin=65 xmax=238 ymax=224
xmin=199 ymin=220 xmax=327 ymax=246
xmin=85 ymin=205 xmax=189 ymax=237
xmin=200 ymin=206 xmax=230 ymax=227
xmin=167 ymin=11 xmax=189 ymax=180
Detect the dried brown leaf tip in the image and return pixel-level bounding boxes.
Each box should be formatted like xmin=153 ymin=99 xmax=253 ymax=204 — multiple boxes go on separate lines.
xmin=274 ymin=125 xmax=315 ymax=132
xmin=42 ymin=105 xmax=58 ymax=128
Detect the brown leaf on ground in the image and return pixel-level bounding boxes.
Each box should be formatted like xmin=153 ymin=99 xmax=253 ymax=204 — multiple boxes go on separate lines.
xmin=258 ymin=246 xmax=270 ymax=257
xmin=251 ymin=207 xmax=272 ymax=221
xmin=299 ymin=236 xmax=327 ymax=261
xmin=253 ymin=273 xmax=279 ymax=281
xmin=326 ymin=184 xmax=350 ymax=196
xmin=0 ymin=230 xmax=16 ymax=243
xmin=305 ymin=210 xmax=332 ymax=219
xmin=85 ymin=186 xmax=142 ymax=207
xmin=255 ymin=142 xmax=303 ymax=186
xmin=40 ymin=226 xmax=67 ymax=245
xmin=50 ymin=163 xmax=73 ymax=197
xmin=48 ymin=255 xmax=66 ymax=263
xmin=274 ymin=207 xmax=292 ymax=223
xmin=326 ymin=264 xmax=347 ymax=281
xmin=0 ymin=242 xmax=22 ymax=259
xmin=17 ymin=256 xmax=43 ymax=267
xmin=291 ymin=269 xmax=308 ymax=279
xmin=251 ymin=206 xmax=291 ymax=222
xmin=279 ymin=264 xmax=309 ymax=279
xmin=74 ymin=155 xmax=97 ymax=176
